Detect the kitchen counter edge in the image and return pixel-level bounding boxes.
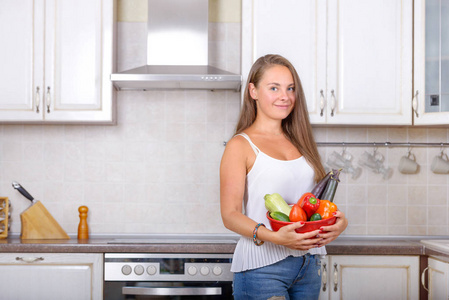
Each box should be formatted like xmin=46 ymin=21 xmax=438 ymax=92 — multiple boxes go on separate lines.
xmin=2 ymin=236 xmax=447 ymax=257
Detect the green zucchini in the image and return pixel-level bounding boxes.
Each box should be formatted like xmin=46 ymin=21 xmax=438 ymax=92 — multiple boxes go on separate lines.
xmin=270 ymin=211 xmax=290 ymax=222
xmin=320 ymin=169 xmax=341 ymax=202
xmin=264 ymin=193 xmax=292 ymax=216
xmin=310 ymin=170 xmax=333 ymax=199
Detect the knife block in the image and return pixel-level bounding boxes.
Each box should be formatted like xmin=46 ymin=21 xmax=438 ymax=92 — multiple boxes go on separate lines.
xmin=0 ymin=197 xmax=9 ymax=239
xmin=20 ymin=201 xmax=69 ymax=240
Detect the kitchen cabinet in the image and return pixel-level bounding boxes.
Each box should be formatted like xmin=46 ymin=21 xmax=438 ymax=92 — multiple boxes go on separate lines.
xmin=0 ymin=0 xmax=116 ymax=124
xmin=318 ymin=255 xmax=420 ymax=300
xmin=0 ymin=253 xmax=103 ymax=300
xmin=422 ymin=257 xmax=449 ymax=300
xmin=241 ymin=0 xmax=413 ymax=125
xmin=413 ymin=0 xmax=449 ymax=125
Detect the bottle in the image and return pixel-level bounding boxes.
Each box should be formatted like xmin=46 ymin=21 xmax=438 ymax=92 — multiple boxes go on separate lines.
xmin=77 ymin=206 xmax=89 ymax=240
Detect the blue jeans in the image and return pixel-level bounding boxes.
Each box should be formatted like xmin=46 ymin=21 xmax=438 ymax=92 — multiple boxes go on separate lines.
xmin=233 ymin=254 xmax=322 ymax=300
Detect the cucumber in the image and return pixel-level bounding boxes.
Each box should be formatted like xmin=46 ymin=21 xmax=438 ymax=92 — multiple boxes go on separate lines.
xmin=310 ymin=170 xmax=333 ymax=199
xmin=309 ymin=213 xmax=322 ymax=221
xmin=321 ymin=169 xmax=341 ymax=203
xmin=270 ymin=211 xmax=290 ymax=222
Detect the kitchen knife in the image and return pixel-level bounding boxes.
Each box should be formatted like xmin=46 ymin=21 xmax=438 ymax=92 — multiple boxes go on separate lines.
xmin=12 ymin=181 xmax=37 ymax=203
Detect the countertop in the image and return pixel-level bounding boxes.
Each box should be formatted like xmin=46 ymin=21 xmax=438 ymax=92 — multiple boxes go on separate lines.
xmin=1 ymin=234 xmax=448 ymax=258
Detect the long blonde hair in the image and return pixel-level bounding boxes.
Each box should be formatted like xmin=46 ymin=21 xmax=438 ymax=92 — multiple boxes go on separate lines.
xmin=236 ymin=54 xmax=325 ymax=183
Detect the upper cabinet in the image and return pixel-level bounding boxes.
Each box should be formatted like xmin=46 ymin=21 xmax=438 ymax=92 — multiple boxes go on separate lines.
xmin=242 ymin=0 xmax=413 ymax=125
xmin=0 ymin=0 xmax=116 ymax=124
xmin=414 ymin=0 xmax=449 ymax=125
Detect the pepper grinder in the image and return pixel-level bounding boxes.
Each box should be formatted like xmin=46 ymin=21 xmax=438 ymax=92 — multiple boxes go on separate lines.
xmin=77 ymin=206 xmax=89 ymax=240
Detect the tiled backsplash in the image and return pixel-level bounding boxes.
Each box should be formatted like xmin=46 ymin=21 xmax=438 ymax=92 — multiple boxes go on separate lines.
xmin=314 ymin=127 xmax=449 ymax=236
xmin=1 ymin=7 xmax=448 ymax=236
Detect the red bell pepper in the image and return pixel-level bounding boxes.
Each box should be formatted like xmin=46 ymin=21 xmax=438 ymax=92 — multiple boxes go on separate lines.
xmin=298 ymin=192 xmax=320 ymax=219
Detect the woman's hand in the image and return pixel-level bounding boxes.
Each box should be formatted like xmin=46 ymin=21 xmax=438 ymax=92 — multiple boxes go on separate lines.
xmin=271 ymin=221 xmax=321 ymax=251
xmin=314 ymin=210 xmax=348 ymax=247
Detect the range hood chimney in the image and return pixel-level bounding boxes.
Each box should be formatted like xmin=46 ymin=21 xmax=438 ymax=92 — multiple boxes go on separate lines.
xmin=111 ymin=0 xmax=242 ymax=91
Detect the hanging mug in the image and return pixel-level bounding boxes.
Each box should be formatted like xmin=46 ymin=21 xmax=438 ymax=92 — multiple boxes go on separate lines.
xmin=398 ymin=152 xmax=419 ymax=174
xmin=431 ymin=152 xmax=449 ymax=174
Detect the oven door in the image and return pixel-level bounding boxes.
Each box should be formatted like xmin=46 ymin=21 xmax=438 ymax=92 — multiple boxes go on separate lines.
xmin=104 ymin=281 xmax=233 ymax=299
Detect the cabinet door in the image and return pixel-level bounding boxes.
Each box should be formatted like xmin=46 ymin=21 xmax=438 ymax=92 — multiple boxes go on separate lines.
xmin=44 ymin=0 xmax=115 ymax=123
xmin=241 ymin=0 xmax=327 ymax=124
xmin=328 ymin=255 xmax=419 ymax=300
xmin=0 ymin=253 xmax=103 ymax=300
xmin=427 ymin=257 xmax=449 ymax=300
xmin=413 ymin=0 xmax=449 ymax=125
xmin=327 ymin=0 xmax=413 ymax=125
xmin=0 ymin=0 xmax=45 ymax=121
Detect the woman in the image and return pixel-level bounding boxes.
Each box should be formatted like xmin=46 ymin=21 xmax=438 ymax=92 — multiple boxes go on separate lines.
xmin=220 ymin=54 xmax=348 ymax=300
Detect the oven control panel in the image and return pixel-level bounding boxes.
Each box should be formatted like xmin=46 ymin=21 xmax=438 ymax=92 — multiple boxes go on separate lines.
xmin=104 ymin=253 xmax=233 ymax=282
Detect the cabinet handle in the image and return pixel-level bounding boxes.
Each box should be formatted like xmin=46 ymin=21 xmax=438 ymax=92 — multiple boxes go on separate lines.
xmin=321 ymin=261 xmax=327 ymax=291
xmin=330 ymin=90 xmax=336 ymax=117
xmin=16 ymin=257 xmax=44 ymax=263
xmin=420 ymin=266 xmax=429 ymax=292
xmin=412 ymin=90 xmax=419 ymax=118
xmin=319 ymin=89 xmax=325 ymax=117
xmin=35 ymin=87 xmax=40 ymax=113
xmin=46 ymin=87 xmax=51 ymax=113
xmin=333 ymin=263 xmax=338 ymax=292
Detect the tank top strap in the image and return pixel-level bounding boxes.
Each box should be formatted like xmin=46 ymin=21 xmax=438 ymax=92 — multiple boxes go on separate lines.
xmin=236 ymin=133 xmax=260 ymax=155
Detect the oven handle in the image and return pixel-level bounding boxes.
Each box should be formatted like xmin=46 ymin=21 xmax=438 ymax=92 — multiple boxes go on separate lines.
xmin=122 ymin=286 xmax=222 ymax=296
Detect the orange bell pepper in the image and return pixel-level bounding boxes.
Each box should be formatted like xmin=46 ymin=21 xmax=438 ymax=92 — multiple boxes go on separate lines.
xmin=315 ymin=200 xmax=338 ymax=219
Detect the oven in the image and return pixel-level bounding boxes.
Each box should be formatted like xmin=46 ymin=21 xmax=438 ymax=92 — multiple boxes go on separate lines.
xmin=104 ymin=253 xmax=234 ymax=299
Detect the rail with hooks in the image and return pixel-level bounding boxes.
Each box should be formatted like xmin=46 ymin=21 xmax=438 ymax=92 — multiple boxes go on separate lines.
xmin=316 ymin=142 xmax=449 ymax=148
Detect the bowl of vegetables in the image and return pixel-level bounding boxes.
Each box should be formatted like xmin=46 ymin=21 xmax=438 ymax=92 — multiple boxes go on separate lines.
xmin=267 ymin=212 xmax=336 ymax=233
xmin=264 ymin=169 xmax=341 ymax=234
xmin=265 ymin=190 xmax=338 ymax=234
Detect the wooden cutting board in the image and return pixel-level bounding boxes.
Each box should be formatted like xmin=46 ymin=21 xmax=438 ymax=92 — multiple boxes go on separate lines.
xmin=20 ymin=201 xmax=69 ymax=240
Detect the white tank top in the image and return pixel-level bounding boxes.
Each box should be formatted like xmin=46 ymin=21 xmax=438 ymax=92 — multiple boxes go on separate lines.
xmin=230 ymin=133 xmax=326 ymax=273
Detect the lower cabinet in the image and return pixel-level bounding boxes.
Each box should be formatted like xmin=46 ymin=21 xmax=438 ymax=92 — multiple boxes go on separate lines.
xmin=0 ymin=253 xmax=103 ymax=300
xmin=423 ymin=257 xmax=449 ymax=300
xmin=319 ymin=255 xmax=420 ymax=300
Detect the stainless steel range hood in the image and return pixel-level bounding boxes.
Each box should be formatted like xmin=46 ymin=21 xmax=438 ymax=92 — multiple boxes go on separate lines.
xmin=111 ymin=0 xmax=242 ymax=91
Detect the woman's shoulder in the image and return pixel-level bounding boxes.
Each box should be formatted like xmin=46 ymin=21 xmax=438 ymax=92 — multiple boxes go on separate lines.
xmin=225 ymin=133 xmax=251 ymax=151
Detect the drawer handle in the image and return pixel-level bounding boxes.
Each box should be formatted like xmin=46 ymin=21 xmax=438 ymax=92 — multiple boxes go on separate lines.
xmin=333 ymin=263 xmax=338 ymax=292
xmin=35 ymin=87 xmax=40 ymax=113
xmin=330 ymin=90 xmax=336 ymax=117
xmin=16 ymin=257 xmax=44 ymax=263
xmin=319 ymin=89 xmax=325 ymax=117
xmin=412 ymin=90 xmax=419 ymax=118
xmin=321 ymin=262 xmax=327 ymax=291
xmin=421 ymin=266 xmax=429 ymax=292
xmin=46 ymin=87 xmax=51 ymax=113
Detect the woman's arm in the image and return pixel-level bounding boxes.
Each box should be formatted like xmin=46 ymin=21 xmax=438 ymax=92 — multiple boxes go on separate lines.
xmin=220 ymin=136 xmax=321 ymax=250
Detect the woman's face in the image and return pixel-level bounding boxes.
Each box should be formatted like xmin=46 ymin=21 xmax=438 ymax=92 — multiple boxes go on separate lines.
xmin=249 ymin=65 xmax=296 ymax=121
